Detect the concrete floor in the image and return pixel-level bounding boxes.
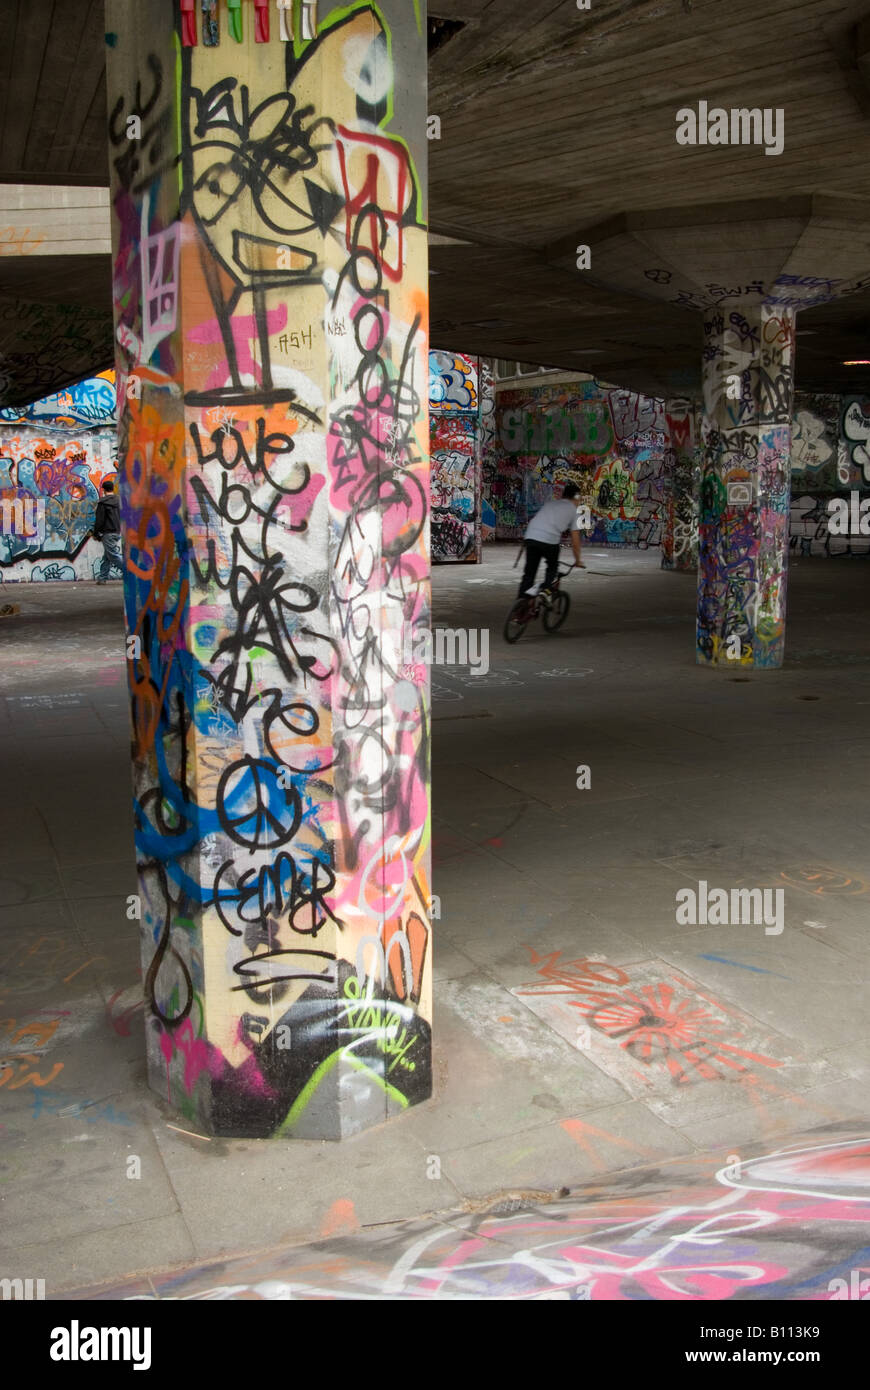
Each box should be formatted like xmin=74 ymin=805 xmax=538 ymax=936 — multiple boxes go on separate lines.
xmin=57 ymin=1120 xmax=870 ymax=1300
xmin=2 ymin=547 xmax=870 ymax=1295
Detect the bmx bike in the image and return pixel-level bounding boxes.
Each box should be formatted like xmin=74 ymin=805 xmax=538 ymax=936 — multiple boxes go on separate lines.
xmin=503 ymin=562 xmax=577 ymax=644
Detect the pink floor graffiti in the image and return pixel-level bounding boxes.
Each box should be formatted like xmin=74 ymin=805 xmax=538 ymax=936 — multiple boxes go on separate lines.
xmin=63 ymin=1126 xmax=870 ymax=1300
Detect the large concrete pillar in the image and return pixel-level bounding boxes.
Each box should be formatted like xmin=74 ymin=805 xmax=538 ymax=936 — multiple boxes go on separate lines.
xmin=661 ymin=398 xmax=700 ymax=572
xmin=696 ymin=306 xmax=794 ymax=668
xmin=106 ymin=1 xmax=431 ymax=1138
xmin=548 ymin=198 xmax=870 ymax=666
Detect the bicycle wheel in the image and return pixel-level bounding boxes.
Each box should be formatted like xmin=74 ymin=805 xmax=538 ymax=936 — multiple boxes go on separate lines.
xmin=542 ymin=590 xmax=570 ymax=631
xmin=504 ymin=598 xmax=532 ymax=643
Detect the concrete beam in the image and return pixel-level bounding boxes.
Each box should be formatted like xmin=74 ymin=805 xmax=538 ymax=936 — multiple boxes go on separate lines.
xmin=0 ymin=185 xmax=111 ymax=257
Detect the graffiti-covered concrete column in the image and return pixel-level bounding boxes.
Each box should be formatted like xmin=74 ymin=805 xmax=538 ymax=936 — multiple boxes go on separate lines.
xmin=429 ymin=352 xmax=481 ymax=561
xmin=661 ymin=399 xmax=700 ymax=571
xmin=478 ymin=357 xmax=497 ymax=542
xmin=697 ymin=307 xmax=794 ymax=668
xmin=105 ymin=2 xmax=431 ymax=1138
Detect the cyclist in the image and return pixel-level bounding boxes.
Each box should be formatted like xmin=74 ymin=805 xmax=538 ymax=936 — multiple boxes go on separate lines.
xmin=518 ymin=483 xmax=585 ymax=598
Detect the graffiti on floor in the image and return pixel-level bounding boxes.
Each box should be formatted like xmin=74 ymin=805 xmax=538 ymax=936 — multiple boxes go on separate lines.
xmin=26 ymin=1088 xmax=134 ymax=1126
xmin=432 ymin=806 xmax=531 ymax=865
xmin=431 ymin=666 xmax=592 ymax=704
xmin=559 ymin=1115 xmax=655 ymax=1169
xmin=5 ymin=693 xmax=86 ymax=707
xmin=63 ymin=1127 xmax=870 ymax=1300
xmin=0 ymin=1052 xmax=64 ymax=1090
xmin=0 ymin=933 xmax=104 ymax=996
xmin=1 ymin=1009 xmax=70 ymax=1049
xmin=107 ymin=982 xmax=146 ymax=1037
xmin=779 ymin=867 xmax=868 ymax=897
xmin=512 ymin=949 xmax=785 ymax=1096
xmin=0 ymin=998 xmax=135 ymax=1115
xmin=0 ymin=1008 xmax=71 ymax=1091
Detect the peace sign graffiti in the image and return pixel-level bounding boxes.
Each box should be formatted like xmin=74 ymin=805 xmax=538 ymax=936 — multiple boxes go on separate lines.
xmin=216 ymin=755 xmax=302 ymax=850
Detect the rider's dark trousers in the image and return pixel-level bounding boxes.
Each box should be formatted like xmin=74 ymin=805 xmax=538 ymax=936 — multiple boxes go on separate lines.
xmin=519 ymin=540 xmax=560 ymax=597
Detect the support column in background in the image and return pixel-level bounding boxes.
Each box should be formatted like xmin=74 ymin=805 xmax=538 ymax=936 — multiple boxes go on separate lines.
xmin=429 ymin=351 xmax=482 ymax=561
xmin=479 ymin=356 xmax=497 ymax=543
xmin=661 ymin=398 xmax=700 ymax=571
xmin=106 ymin=1 xmax=431 ymax=1137
xmin=697 ymin=306 xmax=794 ymax=669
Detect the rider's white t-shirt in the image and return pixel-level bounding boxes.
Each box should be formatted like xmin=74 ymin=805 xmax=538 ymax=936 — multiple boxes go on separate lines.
xmin=524 ymin=499 xmax=581 ymax=545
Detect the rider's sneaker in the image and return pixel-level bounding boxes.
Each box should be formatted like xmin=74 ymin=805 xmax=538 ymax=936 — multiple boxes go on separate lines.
xmin=524 ymin=584 xmax=540 ymax=596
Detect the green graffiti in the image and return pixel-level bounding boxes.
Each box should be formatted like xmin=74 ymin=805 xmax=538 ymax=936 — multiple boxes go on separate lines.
xmin=343 ymin=976 xmax=417 ymax=1072
xmin=277 ymin=1046 xmax=409 ymax=1135
xmin=501 ymin=404 xmax=614 ymax=456
xmin=700 ymin=472 xmax=727 ymax=522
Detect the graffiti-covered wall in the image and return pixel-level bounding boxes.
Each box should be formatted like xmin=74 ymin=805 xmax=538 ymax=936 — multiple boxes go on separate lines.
xmin=790 ymin=393 xmax=870 ymax=556
xmin=429 ymin=350 xmax=481 ymax=562
xmin=0 ymin=373 xmax=118 ymax=581
xmin=486 ymin=380 xmax=667 ymax=547
xmin=483 ymin=376 xmax=870 ymax=559
xmin=609 ymin=389 xmax=667 ymax=551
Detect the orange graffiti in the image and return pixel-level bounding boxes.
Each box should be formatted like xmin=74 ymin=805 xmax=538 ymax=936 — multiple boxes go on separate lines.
xmin=763 ymin=315 xmax=795 ymax=348
xmin=0 ymin=1013 xmax=67 ymax=1049
xmin=779 ymin=866 xmax=867 ymax=896
xmin=0 ymin=1053 xmax=64 ymax=1090
xmin=320 ymin=1198 xmax=359 ymax=1239
xmin=560 ymin=1117 xmax=654 ymax=1171
xmin=0 ymin=226 xmax=45 ymax=256
xmin=383 ymin=911 xmax=428 ymax=1004
xmin=125 ymin=399 xmax=190 ymax=757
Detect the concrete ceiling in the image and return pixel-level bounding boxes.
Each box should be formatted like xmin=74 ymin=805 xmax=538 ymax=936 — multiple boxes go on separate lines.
xmin=3 ymin=0 xmax=870 ymax=402
xmin=426 ymin=0 xmax=870 ymax=394
xmin=0 ymin=1 xmax=107 ymax=185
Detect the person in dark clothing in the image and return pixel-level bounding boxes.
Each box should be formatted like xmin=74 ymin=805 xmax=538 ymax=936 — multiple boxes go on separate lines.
xmin=517 ymin=482 xmax=584 ymax=598
xmin=92 ymin=480 xmax=124 ymax=583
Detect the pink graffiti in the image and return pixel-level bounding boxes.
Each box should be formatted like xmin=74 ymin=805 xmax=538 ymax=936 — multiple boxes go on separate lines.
xmin=159 ymin=1019 xmax=218 ymax=1095
xmin=190 ymin=305 xmax=288 ymax=392
xmin=106 ymin=986 xmax=144 ymax=1037
xmin=414 ymin=1225 xmax=787 ymax=1300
